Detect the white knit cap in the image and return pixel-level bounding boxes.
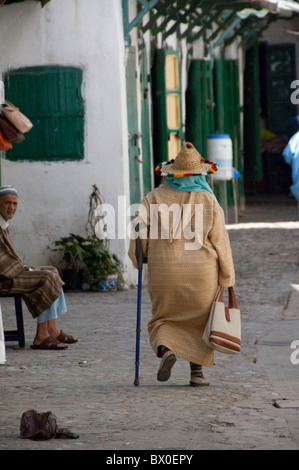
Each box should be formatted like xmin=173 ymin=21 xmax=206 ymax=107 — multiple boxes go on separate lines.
xmin=0 ymin=185 xmax=18 ymax=197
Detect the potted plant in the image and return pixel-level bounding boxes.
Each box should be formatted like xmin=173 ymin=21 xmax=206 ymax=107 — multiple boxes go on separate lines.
xmin=53 ymin=234 xmax=87 ymax=290
xmin=81 ymin=234 xmax=121 ymax=291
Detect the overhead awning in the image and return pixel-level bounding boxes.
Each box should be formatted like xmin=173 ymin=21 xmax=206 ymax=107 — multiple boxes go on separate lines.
xmin=0 ymin=0 xmax=50 ymax=7
xmin=123 ymin=0 xmax=299 ymax=48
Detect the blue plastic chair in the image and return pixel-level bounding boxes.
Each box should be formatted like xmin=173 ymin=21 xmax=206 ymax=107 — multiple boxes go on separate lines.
xmin=2 ymin=294 xmax=25 ymax=348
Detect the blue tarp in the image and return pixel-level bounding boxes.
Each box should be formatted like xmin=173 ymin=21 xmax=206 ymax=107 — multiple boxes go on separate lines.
xmin=282 ymin=131 xmax=299 ymax=202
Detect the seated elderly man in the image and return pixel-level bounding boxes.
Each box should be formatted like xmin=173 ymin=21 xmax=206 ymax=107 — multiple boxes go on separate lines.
xmin=0 ymin=185 xmax=77 ymax=350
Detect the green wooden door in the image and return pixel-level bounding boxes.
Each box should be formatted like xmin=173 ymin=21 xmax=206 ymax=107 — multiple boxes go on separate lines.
xmin=185 ymin=59 xmax=215 ymax=159
xmin=243 ymin=43 xmax=262 ymax=182
xmin=151 ymin=48 xmax=168 ymax=185
xmin=214 ymin=60 xmax=243 ymax=207
xmin=140 ymin=46 xmax=152 ymax=196
xmin=165 ymin=50 xmax=183 ymax=160
xmin=261 ymin=43 xmax=296 ymax=134
xmin=126 ymin=47 xmax=141 ymax=205
xmin=151 ymin=48 xmax=183 ymax=185
xmin=215 ymin=60 xmax=240 ymax=151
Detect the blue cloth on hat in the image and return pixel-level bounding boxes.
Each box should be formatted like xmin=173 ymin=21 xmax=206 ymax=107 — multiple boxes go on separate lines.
xmin=165 ymin=174 xmax=215 ymax=197
xmin=282 ymin=131 xmax=299 ymax=202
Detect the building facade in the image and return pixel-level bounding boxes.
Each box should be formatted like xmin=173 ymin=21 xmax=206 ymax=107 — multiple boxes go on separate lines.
xmin=0 ymin=0 xmax=298 ymax=286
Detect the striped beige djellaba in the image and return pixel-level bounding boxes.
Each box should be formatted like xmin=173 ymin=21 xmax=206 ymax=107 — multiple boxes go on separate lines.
xmin=0 ymin=227 xmax=64 ymax=318
xmin=128 ymin=184 xmax=235 ymax=367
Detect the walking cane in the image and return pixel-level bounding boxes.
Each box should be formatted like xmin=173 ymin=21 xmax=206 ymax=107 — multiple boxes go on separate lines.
xmin=134 ymin=223 xmax=144 ymax=386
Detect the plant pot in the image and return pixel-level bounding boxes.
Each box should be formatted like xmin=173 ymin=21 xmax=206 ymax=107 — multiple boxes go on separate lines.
xmin=97 ymin=275 xmax=118 ymax=291
xmin=62 ymin=269 xmax=83 ymax=291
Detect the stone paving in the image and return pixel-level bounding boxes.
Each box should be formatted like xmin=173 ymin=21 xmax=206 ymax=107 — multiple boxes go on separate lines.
xmin=0 ymin=199 xmax=299 ymax=452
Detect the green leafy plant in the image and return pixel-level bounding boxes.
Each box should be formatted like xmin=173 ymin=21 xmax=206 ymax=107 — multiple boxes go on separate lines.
xmin=54 ymin=233 xmax=88 ymax=272
xmin=54 ymin=233 xmax=121 ymax=290
xmin=80 ymin=234 xmax=121 ymax=289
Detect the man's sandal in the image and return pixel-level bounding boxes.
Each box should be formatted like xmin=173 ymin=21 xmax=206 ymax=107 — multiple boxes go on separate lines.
xmin=56 ymin=330 xmax=78 ymax=344
xmin=30 ymin=336 xmax=68 ymax=350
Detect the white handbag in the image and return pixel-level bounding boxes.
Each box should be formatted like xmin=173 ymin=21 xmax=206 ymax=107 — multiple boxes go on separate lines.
xmin=203 ymin=287 xmax=241 ymax=354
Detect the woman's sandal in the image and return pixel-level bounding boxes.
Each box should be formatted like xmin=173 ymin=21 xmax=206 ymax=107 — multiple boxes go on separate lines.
xmin=56 ymin=330 xmax=78 ymax=344
xmin=31 ymin=336 xmax=68 ymax=350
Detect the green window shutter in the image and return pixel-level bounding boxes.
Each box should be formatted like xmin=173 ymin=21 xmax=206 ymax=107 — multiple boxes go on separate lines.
xmin=151 ymin=48 xmax=183 ymax=183
xmin=140 ymin=46 xmax=152 ymax=196
xmin=165 ymin=50 xmax=183 ymax=160
xmin=4 ymin=66 xmax=84 ymax=161
xmin=126 ymin=47 xmax=141 ymax=206
xmin=214 ymin=60 xmax=242 ymax=178
xmin=185 ymin=59 xmax=215 ymax=159
xmin=215 ymin=60 xmax=239 ymax=143
xmin=214 ymin=60 xmax=244 ymax=208
xmin=151 ymin=48 xmax=169 ymax=176
xmin=244 ymin=43 xmax=262 ymax=182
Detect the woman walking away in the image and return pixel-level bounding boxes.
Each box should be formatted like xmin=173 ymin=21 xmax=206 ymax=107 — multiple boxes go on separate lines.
xmin=129 ymin=142 xmax=235 ymax=386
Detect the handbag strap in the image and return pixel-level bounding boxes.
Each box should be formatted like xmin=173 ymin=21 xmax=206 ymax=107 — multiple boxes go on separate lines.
xmin=228 ymin=287 xmax=238 ymax=309
xmin=218 ymin=286 xmax=238 ymax=309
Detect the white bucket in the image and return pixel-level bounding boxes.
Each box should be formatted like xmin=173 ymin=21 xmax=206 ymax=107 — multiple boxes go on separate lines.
xmin=207 ymin=134 xmax=233 ymax=181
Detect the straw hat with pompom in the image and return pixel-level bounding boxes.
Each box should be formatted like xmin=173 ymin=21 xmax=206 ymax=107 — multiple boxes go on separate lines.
xmin=161 ymin=142 xmax=217 ymax=177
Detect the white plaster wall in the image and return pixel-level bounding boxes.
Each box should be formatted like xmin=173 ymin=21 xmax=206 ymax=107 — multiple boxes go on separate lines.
xmin=0 ymin=0 xmax=137 ymax=285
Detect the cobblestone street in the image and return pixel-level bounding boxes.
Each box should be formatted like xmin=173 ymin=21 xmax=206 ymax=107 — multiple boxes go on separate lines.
xmin=1 ymin=200 xmax=299 ymax=452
